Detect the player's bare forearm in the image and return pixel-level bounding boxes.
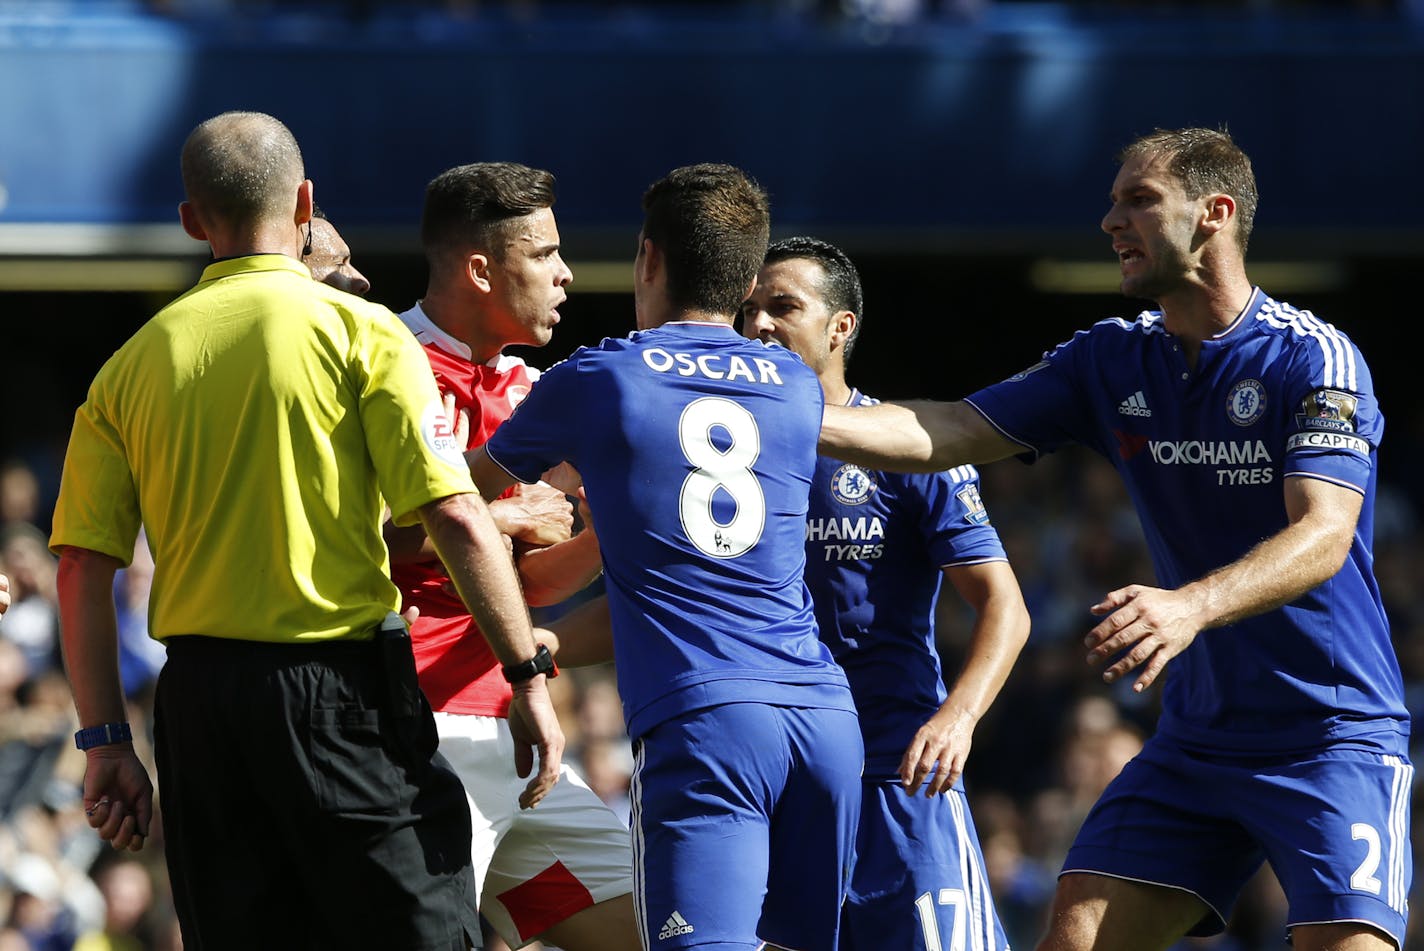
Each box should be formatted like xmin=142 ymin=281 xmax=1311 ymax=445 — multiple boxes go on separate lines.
xmin=1088 ymin=476 xmax=1362 ymax=691
xmin=819 ymin=400 xmax=1019 ymax=473
xmin=56 ymin=547 xmax=128 ymax=727
xmin=518 ymin=529 xmax=604 ymax=608
xmin=1182 ymin=476 xmax=1361 ymax=630
xmin=418 ymin=493 xmax=537 ymax=666
xmin=58 ymin=547 xmax=155 ymax=851
xmin=492 ymin=483 xmax=573 ymax=548
xmin=539 ymin=594 xmax=616 ymax=667
xmin=941 ymin=561 xmax=1032 ymax=722
xmin=467 ymin=445 xmax=520 ymax=500
xmin=422 ymin=495 xmax=564 ymax=806
xmin=903 ymin=561 xmax=1031 ymax=794
xmin=413 ymin=501 xmax=564 ymax=869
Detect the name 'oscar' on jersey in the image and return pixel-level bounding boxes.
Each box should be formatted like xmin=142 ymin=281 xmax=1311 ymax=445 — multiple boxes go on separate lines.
xmin=965 ymin=288 xmax=1407 ymax=755
xmin=806 ymin=391 xmax=1007 ymax=780
xmin=484 ymin=322 xmax=855 ymax=740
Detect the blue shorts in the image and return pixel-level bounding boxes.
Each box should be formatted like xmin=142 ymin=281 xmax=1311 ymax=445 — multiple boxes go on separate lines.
xmin=630 ymin=703 xmax=864 ymax=951
xmin=842 ymin=779 xmax=1008 ymax=951
xmin=1064 ymin=735 xmax=1413 ymax=946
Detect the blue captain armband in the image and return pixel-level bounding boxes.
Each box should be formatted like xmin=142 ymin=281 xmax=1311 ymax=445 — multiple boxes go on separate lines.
xmin=74 ymin=721 xmax=133 ymax=751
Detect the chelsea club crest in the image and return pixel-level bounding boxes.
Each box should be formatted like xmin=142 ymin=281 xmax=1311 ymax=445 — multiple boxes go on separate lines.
xmin=1226 ymin=379 xmax=1267 ymax=427
xmin=830 ymin=464 xmax=876 ymax=505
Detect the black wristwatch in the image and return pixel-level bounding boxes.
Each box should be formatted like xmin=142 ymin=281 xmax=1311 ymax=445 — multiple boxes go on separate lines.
xmin=502 ymin=644 xmax=559 ymax=684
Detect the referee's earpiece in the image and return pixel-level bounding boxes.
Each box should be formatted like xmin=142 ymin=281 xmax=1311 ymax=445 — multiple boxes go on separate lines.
xmin=302 ymin=221 xmax=313 ymax=258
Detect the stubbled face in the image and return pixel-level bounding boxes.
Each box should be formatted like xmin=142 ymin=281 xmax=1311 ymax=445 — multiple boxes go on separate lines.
xmin=1101 ymin=154 xmax=1204 ymax=301
xmin=740 ymin=257 xmax=836 ymax=376
xmin=486 ymin=207 xmax=572 ymax=348
xmin=304 ymin=218 xmax=370 ymax=298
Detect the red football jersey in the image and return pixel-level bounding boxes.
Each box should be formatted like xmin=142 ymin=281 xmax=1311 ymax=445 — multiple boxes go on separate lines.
xmin=395 ymin=305 xmax=541 ymax=716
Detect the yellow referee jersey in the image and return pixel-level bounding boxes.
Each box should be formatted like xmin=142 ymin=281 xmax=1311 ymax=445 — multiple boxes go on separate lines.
xmin=51 ymin=255 xmax=476 ymax=643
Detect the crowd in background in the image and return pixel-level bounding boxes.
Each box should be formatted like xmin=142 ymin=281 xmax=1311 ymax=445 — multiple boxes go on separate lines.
xmin=0 ymin=0 xmax=1419 ymax=942
xmin=2 ymin=419 xmax=1421 ymax=949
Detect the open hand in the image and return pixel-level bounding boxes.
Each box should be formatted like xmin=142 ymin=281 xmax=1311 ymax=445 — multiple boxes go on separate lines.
xmin=1085 ymin=584 xmax=1205 ymax=692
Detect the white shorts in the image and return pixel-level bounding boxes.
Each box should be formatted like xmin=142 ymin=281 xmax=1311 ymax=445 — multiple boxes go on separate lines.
xmin=435 ymin=711 xmax=634 ymax=948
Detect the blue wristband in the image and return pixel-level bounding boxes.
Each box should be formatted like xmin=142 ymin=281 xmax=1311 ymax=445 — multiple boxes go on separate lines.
xmin=74 ymin=722 xmax=133 ymax=751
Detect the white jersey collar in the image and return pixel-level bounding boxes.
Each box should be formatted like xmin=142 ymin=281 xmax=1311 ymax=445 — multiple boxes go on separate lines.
xmin=1212 ymin=286 xmax=1267 ymax=341
xmin=399 ymin=302 xmax=521 ymax=370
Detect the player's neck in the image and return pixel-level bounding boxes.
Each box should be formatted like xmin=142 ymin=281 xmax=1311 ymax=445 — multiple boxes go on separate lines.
xmin=655 ymin=308 xmax=735 ymax=329
xmin=818 ymin=374 xmax=853 ymax=407
xmin=420 ymin=291 xmax=503 ymax=363
xmin=1158 ymin=272 xmax=1255 ymax=366
xmin=206 ymin=222 xmax=303 ymax=261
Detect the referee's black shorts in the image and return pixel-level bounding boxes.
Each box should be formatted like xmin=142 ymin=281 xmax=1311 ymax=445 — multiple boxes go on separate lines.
xmin=154 ymin=630 xmax=479 ymax=951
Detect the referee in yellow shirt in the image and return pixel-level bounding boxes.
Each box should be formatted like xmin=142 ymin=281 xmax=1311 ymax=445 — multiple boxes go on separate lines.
xmin=50 ymin=111 xmax=563 ymax=951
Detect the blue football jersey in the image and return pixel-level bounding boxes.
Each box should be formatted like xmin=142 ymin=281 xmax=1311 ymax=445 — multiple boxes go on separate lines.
xmin=806 ymin=390 xmax=1008 ymax=779
xmin=485 ymin=322 xmax=855 ymax=739
xmin=967 ymin=288 xmax=1407 ymax=755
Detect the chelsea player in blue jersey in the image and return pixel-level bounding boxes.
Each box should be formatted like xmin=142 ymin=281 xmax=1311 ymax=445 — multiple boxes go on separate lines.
xmin=820 ymin=128 xmax=1411 ymax=951
xmin=743 ymin=237 xmax=1031 ymax=951
xmin=468 ymin=165 xmax=863 ymax=951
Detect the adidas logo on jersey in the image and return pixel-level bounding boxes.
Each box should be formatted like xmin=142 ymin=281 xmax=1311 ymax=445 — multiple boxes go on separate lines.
xmin=658 ymin=911 xmax=695 ymax=940
xmin=1118 ymin=391 xmax=1152 ymax=417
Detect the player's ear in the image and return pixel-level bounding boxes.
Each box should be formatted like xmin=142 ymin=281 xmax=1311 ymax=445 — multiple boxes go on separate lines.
xmin=178 ymin=201 xmax=207 ymax=241
xmin=830 ymin=310 xmax=856 ymax=351
xmin=1200 ymin=193 xmax=1235 ymax=237
xmin=294 ymin=179 xmax=314 ymax=226
xmin=636 ymin=237 xmax=661 ymax=288
xmin=467 ymin=252 xmax=493 ymax=293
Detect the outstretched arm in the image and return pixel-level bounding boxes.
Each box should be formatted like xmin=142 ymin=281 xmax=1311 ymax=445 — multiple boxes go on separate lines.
xmin=1086 ymin=475 xmax=1362 ymax=693
xmin=387 ymin=481 xmax=573 ymax=566
xmin=900 ymin=560 xmax=1031 ymax=796
xmin=57 ymin=547 xmax=154 ymax=852
xmin=468 ymin=444 xmax=522 ymax=501
xmin=820 ymin=400 xmax=1022 ymax=473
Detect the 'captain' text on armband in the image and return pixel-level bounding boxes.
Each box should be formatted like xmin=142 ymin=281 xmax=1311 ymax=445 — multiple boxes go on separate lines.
xmin=1285 ymin=431 xmax=1371 ymax=455
xmin=642 ymin=348 xmax=784 ymax=385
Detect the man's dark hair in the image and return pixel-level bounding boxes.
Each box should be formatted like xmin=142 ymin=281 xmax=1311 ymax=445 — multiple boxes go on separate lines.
xmin=765 ymin=236 xmax=865 ymax=363
xmin=421 ymin=162 xmax=557 ymax=266
xmin=1120 ymin=127 xmax=1258 ymax=255
xmin=180 ymin=111 xmax=305 ymax=230
xmin=641 ymin=164 xmax=770 ymax=318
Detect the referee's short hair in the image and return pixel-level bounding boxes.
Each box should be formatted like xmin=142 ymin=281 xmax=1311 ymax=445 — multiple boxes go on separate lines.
xmin=181 ymin=111 xmax=305 ymax=231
